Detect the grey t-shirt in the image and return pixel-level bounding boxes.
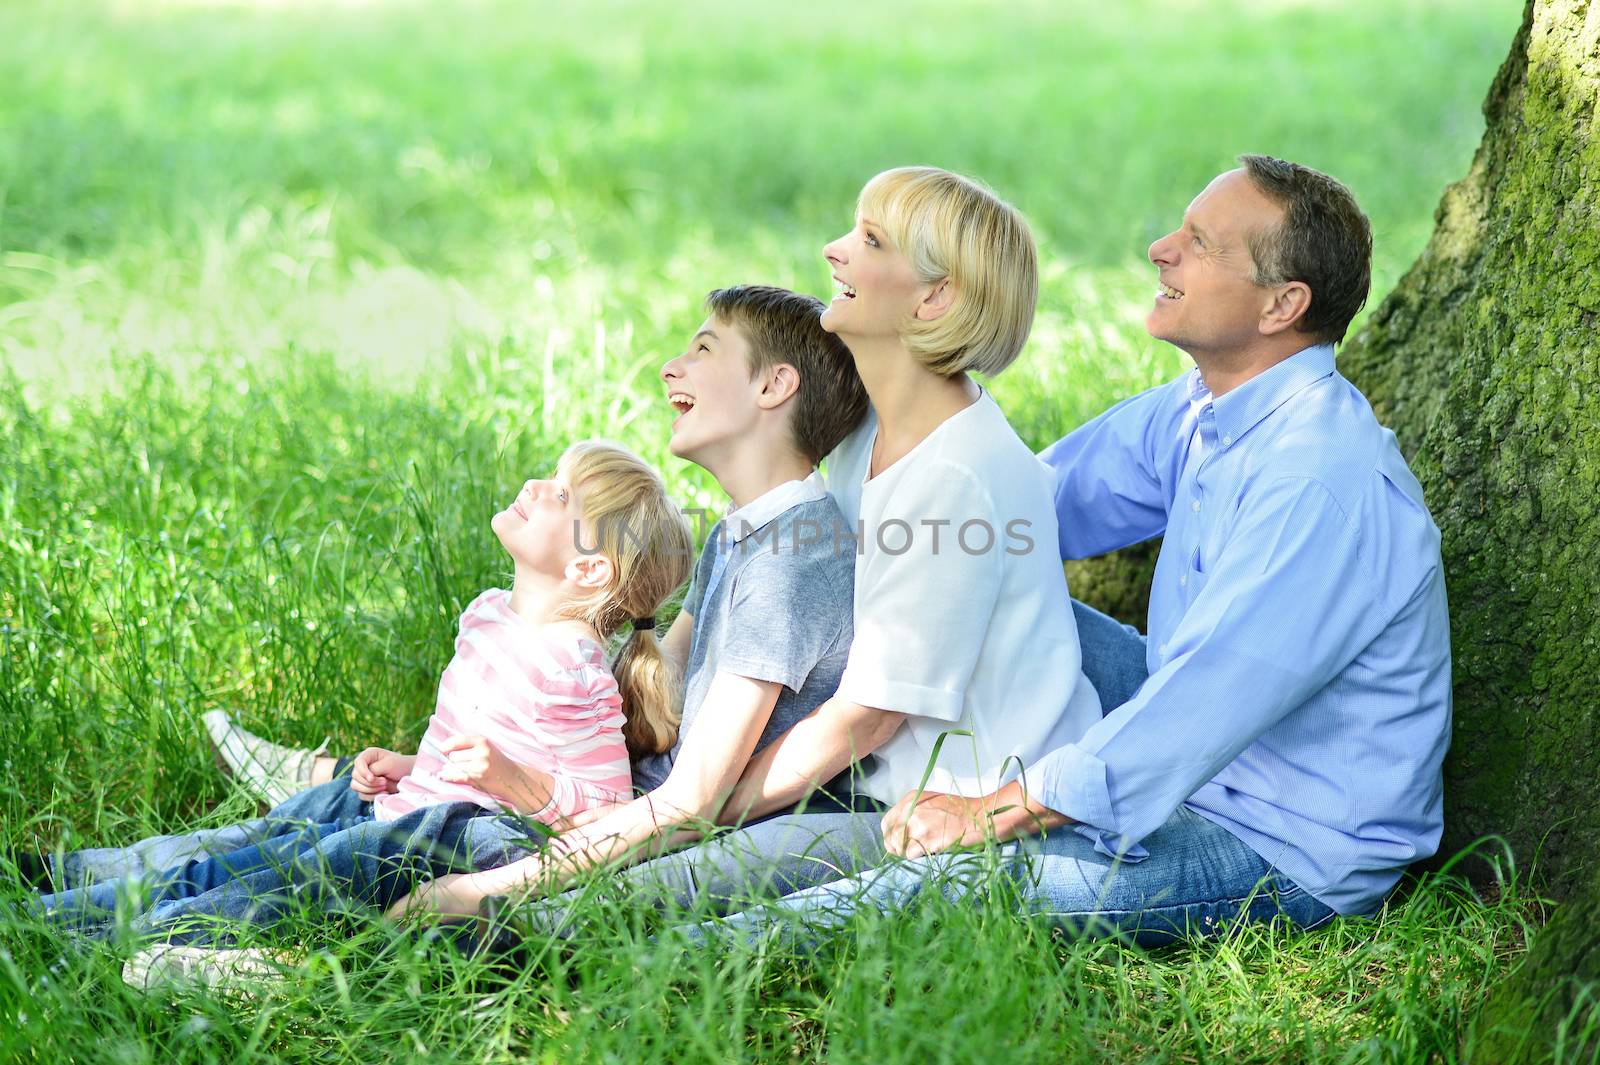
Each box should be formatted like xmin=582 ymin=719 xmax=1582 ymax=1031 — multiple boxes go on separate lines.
xmin=633 ymin=493 xmax=856 ymax=793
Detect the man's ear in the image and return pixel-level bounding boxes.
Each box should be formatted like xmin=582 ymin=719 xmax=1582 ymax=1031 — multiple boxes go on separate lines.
xmin=756 ymin=363 xmax=800 ymax=411
xmin=914 ymin=277 xmax=957 ymax=322
xmin=1259 ymin=281 xmax=1312 ymax=336
xmin=565 ymin=553 xmax=615 ymax=590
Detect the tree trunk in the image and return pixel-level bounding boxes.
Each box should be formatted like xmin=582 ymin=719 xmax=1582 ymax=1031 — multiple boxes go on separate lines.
xmin=1338 ymin=1 xmax=1599 ymax=1057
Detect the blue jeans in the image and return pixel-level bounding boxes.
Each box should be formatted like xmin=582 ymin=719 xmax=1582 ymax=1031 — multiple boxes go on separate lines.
xmin=685 ymin=807 xmax=1335 ymax=950
xmin=673 ymin=600 xmax=1335 ymax=949
xmin=49 ymin=767 xmax=364 ymax=888
xmin=117 ymin=802 xmax=550 ymax=945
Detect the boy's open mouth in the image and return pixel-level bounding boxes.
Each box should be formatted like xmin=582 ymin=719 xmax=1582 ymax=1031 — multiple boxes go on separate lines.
xmin=668 ymin=392 xmax=696 ymax=417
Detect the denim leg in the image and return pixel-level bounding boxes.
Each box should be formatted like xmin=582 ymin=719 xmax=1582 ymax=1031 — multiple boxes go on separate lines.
xmin=52 ymin=777 xmax=371 ymax=888
xmin=37 ymin=819 xmax=353 ymax=933
xmin=488 ymin=811 xmax=887 ymax=944
xmin=1070 ymin=598 xmax=1150 ymax=713
xmin=130 ymin=803 xmax=529 ymax=946
xmin=691 ymin=807 xmax=1335 ymax=950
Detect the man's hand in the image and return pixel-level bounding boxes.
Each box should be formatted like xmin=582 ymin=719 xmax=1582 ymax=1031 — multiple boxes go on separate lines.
xmin=385 ymin=873 xmax=486 ymax=922
xmin=881 ymin=790 xmax=994 ymax=858
xmin=882 ymin=781 xmax=1073 ymax=858
xmin=351 ymin=747 xmax=414 ymax=800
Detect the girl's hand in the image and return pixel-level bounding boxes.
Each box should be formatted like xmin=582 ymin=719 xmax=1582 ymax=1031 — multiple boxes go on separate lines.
xmin=352 ymin=747 xmax=413 ymax=800
xmin=385 ymin=873 xmax=485 ymax=921
xmin=436 ymin=734 xmax=516 ymax=794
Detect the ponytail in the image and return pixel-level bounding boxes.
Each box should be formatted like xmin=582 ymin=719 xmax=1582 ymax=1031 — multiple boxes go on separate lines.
xmin=612 ymin=622 xmax=680 ymax=760
xmin=551 ymin=440 xmax=695 ymax=761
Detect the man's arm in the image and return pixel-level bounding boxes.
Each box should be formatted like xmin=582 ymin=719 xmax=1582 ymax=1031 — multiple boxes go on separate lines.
xmin=1039 ymin=377 xmax=1188 ymax=560
xmin=717 ymin=695 xmax=904 ymax=824
xmin=894 ymin=477 xmax=1391 ymax=858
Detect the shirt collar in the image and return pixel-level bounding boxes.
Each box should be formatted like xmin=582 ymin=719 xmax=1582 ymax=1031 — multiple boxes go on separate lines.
xmin=1202 ymin=343 xmax=1337 ymax=447
xmin=721 ymin=470 xmax=827 ymax=545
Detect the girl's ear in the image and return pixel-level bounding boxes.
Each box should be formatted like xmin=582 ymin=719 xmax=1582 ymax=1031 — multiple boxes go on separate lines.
xmin=565 ymin=553 xmax=615 ymax=589
xmin=915 ymin=277 xmax=957 ymax=322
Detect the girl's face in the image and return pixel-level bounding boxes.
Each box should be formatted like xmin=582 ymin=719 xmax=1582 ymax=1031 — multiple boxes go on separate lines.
xmin=820 ymin=213 xmax=929 ymax=343
xmin=491 ymin=465 xmax=586 ymax=576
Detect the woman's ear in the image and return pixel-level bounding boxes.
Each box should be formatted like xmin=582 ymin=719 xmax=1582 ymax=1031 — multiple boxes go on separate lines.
xmin=915 ymin=277 xmax=956 ymax=322
xmin=565 ymin=553 xmax=615 ymax=590
xmin=756 ymin=363 xmax=800 ymax=410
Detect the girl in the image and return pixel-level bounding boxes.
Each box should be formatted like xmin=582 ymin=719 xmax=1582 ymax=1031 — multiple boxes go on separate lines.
xmin=37 ymin=440 xmax=692 ymax=936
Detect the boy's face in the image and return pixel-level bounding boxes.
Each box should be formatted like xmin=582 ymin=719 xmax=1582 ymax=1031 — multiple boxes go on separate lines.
xmin=661 ymin=316 xmax=766 ymax=468
xmin=490 ymin=463 xmax=584 ymax=575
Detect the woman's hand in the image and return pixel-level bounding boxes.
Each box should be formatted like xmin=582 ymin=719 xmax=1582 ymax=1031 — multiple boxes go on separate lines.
xmin=881 ymin=790 xmax=993 ymax=858
xmin=385 ymin=873 xmax=485 ymax=921
xmin=351 ymin=747 xmax=414 ymax=800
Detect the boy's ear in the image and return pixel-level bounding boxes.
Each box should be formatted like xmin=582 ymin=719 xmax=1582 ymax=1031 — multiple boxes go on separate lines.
xmin=565 ymin=553 xmax=615 ymax=590
xmin=755 ymin=363 xmax=800 ymax=411
xmin=914 ymin=277 xmax=956 ymax=322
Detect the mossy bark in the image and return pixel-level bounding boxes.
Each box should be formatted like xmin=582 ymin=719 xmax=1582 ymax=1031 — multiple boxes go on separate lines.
xmin=1337 ymin=1 xmax=1599 ymax=1056
xmin=1063 ymin=540 xmax=1159 ymax=629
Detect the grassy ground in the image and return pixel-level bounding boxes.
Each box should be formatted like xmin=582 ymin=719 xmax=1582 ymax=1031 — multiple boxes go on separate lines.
xmin=0 ymin=0 xmax=1560 ymax=1061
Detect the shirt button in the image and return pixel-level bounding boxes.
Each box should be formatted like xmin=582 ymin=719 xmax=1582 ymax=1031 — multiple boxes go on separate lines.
xmin=1191 ymin=499 xmax=1201 ymax=512
xmin=1179 ymin=574 xmax=1187 ymax=587
xmin=1222 ymin=435 xmax=1233 ymax=446
xmin=1158 ymin=643 xmax=1168 ymax=656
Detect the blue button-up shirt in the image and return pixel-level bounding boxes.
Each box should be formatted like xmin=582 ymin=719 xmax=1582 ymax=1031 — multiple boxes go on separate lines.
xmin=1035 ymin=344 xmax=1451 ymax=915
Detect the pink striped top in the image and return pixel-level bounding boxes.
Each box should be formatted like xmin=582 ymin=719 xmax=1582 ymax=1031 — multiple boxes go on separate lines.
xmin=373 ymin=589 xmax=632 ymax=825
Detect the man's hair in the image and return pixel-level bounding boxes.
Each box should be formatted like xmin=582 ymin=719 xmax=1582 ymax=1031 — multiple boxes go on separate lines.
xmin=856 ymin=166 xmax=1038 ymax=377
xmin=705 ymin=284 xmax=869 ymax=466
xmin=1237 ymin=154 xmax=1374 ymax=345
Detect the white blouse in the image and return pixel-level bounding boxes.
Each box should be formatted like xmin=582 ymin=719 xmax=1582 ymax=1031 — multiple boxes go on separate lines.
xmin=824 ymin=389 xmax=1103 ymax=802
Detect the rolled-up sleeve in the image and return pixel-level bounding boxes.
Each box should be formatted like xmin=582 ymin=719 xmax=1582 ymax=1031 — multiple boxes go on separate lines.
xmin=838 ymin=461 xmax=1002 ymax=721
xmin=1033 ymin=476 xmax=1389 ymax=856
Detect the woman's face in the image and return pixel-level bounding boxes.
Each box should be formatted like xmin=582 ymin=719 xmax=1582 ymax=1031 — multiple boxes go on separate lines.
xmin=821 ymin=213 xmax=929 ymax=343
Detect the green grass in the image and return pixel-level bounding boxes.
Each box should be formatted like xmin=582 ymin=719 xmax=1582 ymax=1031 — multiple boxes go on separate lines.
xmin=0 ymin=0 xmax=1563 ymax=1060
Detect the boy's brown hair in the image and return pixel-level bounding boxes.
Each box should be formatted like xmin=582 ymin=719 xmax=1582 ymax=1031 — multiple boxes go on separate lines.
xmin=705 ymin=285 xmax=869 ymax=465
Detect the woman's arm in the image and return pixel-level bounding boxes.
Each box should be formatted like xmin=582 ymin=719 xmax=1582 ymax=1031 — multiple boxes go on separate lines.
xmin=717 ymin=695 xmax=904 ymax=825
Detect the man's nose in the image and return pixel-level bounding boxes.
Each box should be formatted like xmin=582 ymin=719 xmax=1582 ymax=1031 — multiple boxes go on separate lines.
xmin=1149 ymin=231 xmax=1179 ymax=266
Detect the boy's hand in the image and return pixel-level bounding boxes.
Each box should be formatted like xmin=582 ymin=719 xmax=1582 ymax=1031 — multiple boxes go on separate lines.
xmin=352 ymin=747 xmax=414 ymax=800
xmin=385 ymin=873 xmax=485 ymax=921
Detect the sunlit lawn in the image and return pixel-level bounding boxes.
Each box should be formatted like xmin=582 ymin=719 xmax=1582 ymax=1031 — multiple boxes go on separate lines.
xmin=0 ymin=0 xmax=1547 ymax=1061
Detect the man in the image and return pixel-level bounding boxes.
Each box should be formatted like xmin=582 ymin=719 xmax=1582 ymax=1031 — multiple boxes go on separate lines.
xmin=701 ymin=155 xmax=1452 ymax=945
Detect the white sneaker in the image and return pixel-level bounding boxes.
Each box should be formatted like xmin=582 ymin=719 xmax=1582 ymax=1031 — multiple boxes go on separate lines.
xmin=202 ymin=710 xmax=326 ymax=808
xmin=122 ymin=944 xmax=293 ymax=992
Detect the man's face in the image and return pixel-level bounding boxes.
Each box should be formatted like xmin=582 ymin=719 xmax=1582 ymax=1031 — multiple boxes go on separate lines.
xmin=1145 ymin=169 xmax=1285 ymax=356
xmin=660 ymin=316 xmax=764 ymax=469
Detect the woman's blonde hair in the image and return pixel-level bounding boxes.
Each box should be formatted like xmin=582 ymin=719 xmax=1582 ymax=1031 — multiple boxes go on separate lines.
xmin=557 ymin=440 xmax=693 ymax=760
xmin=857 ymin=166 xmax=1038 ymax=377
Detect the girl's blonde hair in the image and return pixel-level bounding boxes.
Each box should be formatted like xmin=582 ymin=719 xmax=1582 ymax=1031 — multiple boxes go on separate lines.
xmin=557 ymin=440 xmax=693 ymax=760
xmin=857 ymin=166 xmax=1039 ymax=378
